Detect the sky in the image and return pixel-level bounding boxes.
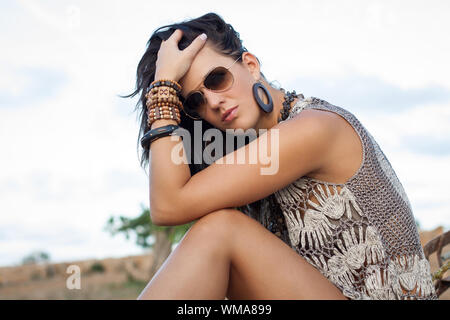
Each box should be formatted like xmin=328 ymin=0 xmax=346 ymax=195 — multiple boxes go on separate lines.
xmin=0 ymin=0 xmax=449 ymax=267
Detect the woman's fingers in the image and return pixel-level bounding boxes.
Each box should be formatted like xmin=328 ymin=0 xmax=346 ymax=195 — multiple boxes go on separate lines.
xmin=156 ymin=30 xmax=207 ymax=81
xmin=169 ymin=29 xmax=184 ymax=44
xmin=183 ymin=33 xmax=208 ymax=59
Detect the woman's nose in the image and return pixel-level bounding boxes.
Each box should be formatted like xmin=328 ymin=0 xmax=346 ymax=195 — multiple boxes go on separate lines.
xmin=202 ymin=89 xmax=226 ymax=110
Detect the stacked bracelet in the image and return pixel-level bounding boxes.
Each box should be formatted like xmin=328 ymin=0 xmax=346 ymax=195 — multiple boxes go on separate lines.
xmin=147 ymin=79 xmax=182 ymax=97
xmin=145 ymin=79 xmax=183 ymax=126
xmin=147 ymin=105 xmax=180 ymax=127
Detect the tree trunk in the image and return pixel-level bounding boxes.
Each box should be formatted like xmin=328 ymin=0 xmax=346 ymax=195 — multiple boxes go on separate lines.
xmin=149 ymin=227 xmax=173 ymax=277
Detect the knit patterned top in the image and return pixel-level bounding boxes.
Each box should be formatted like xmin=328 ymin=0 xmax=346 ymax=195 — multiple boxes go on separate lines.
xmin=236 ymin=95 xmax=437 ymax=300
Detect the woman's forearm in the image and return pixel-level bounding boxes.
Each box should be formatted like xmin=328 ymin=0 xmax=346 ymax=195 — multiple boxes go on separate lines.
xmin=149 ymin=118 xmax=191 ymax=224
xmin=145 ymin=33 xmax=209 ymax=223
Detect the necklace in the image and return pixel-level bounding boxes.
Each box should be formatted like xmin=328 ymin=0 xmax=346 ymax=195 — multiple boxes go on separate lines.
xmin=278 ymin=88 xmax=304 ymax=123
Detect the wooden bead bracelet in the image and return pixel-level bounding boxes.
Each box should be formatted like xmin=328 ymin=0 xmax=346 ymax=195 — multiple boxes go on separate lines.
xmin=145 ymin=79 xmax=183 ymax=126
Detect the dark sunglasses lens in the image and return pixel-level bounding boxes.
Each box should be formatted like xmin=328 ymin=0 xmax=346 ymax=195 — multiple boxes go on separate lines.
xmin=184 ymin=92 xmax=204 ymax=116
xmin=204 ymin=67 xmax=232 ymax=91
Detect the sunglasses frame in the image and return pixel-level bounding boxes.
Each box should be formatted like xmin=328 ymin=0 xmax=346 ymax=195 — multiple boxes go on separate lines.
xmin=182 ymin=55 xmax=242 ymax=120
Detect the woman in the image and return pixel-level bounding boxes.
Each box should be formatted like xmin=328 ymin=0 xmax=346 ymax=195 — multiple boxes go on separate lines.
xmin=124 ymin=12 xmax=437 ymax=300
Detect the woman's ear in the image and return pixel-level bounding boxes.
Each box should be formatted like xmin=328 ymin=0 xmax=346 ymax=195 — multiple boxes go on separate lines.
xmin=241 ymin=52 xmax=261 ymax=80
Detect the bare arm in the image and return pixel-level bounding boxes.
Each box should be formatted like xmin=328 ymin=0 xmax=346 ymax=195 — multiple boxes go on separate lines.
xmin=149 ymin=109 xmax=337 ymax=225
xmin=148 ymin=117 xmax=191 ymax=223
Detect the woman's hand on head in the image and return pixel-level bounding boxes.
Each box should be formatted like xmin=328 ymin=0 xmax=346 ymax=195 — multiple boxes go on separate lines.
xmin=155 ymin=29 xmax=207 ymax=82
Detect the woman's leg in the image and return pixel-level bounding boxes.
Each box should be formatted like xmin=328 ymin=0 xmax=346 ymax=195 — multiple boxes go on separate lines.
xmin=138 ymin=208 xmax=347 ymax=300
xmin=138 ymin=209 xmax=233 ymax=299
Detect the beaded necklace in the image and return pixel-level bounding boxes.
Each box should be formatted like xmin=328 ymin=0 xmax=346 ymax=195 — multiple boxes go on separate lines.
xmin=278 ymin=88 xmax=304 ymax=123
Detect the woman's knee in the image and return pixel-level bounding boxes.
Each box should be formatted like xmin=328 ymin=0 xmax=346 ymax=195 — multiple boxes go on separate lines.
xmin=187 ymin=208 xmax=245 ymax=243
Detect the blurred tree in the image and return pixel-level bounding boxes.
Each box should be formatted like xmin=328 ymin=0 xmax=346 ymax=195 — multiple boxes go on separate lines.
xmin=21 ymin=250 xmax=51 ymax=265
xmin=105 ymin=203 xmax=195 ymax=277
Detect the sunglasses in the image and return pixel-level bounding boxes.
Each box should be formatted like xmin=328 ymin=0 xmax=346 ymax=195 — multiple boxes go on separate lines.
xmin=181 ymin=55 xmax=242 ymax=120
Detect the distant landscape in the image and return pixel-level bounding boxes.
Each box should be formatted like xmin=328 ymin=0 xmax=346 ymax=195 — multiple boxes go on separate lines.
xmin=0 ymin=227 xmax=448 ymax=300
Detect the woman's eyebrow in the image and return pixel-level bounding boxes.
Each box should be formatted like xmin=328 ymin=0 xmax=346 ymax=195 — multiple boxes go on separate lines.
xmin=191 ymin=74 xmax=206 ymax=92
xmin=186 ymin=66 xmax=214 ymax=96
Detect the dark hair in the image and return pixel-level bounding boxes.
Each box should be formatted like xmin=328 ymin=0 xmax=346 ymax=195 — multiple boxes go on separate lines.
xmin=121 ymin=12 xmax=274 ymax=176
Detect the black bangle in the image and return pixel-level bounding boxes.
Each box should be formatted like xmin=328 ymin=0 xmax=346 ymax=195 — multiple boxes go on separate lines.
xmin=140 ymin=124 xmax=180 ymax=149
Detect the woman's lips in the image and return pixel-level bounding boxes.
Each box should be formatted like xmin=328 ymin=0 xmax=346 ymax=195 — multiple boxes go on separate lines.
xmin=222 ymin=106 xmax=238 ymax=122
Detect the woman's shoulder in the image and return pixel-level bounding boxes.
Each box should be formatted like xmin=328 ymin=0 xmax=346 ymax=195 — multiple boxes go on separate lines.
xmin=287 ymin=95 xmax=365 ymax=145
xmin=285 ymin=96 xmax=351 ymax=137
xmin=285 ymin=96 xmax=366 ymax=184
xmin=287 ymin=95 xmax=355 ymax=119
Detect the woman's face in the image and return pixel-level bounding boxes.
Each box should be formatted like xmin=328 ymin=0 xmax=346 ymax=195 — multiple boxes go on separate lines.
xmin=178 ymin=43 xmax=263 ymax=132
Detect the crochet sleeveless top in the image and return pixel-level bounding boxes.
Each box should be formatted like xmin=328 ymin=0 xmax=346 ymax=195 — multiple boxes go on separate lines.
xmin=236 ymin=95 xmax=437 ymax=300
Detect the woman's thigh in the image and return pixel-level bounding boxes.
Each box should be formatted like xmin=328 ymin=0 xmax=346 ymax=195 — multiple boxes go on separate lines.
xmin=194 ymin=208 xmax=348 ymax=300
